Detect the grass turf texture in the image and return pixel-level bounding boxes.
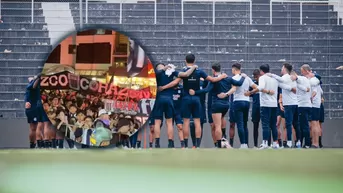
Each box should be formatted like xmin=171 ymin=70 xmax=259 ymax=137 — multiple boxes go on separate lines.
xmin=0 ymin=149 xmax=342 ymax=193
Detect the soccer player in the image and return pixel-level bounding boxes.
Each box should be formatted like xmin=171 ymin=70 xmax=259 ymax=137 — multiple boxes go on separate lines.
xmin=301 ymin=65 xmax=322 ymax=148
xmin=198 ymin=79 xmax=208 ymax=147
xmin=292 ymin=70 xmax=312 ymax=148
xmin=319 ymin=97 xmax=325 ymax=148
xmin=147 ymin=116 xmax=163 ymax=148
xmin=154 ymin=62 xmax=196 ymax=148
xmin=148 ymin=119 xmax=155 ymax=148
xmin=193 ymin=78 xmax=216 ymax=147
xmin=228 ymin=95 xmax=236 ymax=147
xmin=206 ymin=80 xmax=215 ymax=145
xmin=277 ymin=87 xmax=286 ymax=147
xmin=28 ymin=74 xmax=51 ymax=148
xmin=25 ymin=76 xmax=39 ymax=149
xmin=190 ymin=79 xmax=208 ymax=148
xmin=218 ymin=63 xmax=255 ymax=148
xmin=314 ymin=73 xmax=324 ymax=148
xmin=172 ymin=83 xmax=184 ymax=148
xmin=249 ymin=69 xmax=261 ymax=148
xmin=193 ymin=62 xmax=245 ymax=148
xmin=248 ymin=64 xmax=279 ymax=149
xmin=268 ymin=63 xmax=299 ymax=148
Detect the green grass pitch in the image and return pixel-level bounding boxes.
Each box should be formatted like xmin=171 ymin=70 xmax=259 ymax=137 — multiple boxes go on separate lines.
xmin=0 ymin=149 xmax=343 ymax=193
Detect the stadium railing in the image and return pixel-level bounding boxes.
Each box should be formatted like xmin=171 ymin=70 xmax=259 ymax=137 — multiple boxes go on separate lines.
xmin=0 ymin=0 xmax=340 ymax=28
xmin=270 ymin=0 xmax=341 ymax=25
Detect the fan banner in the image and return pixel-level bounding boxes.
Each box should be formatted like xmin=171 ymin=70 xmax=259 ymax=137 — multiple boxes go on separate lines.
xmin=40 ymin=71 xmax=153 ymax=101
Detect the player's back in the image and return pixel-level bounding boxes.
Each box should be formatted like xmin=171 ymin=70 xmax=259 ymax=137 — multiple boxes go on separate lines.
xmin=156 ymin=70 xmax=178 ymax=97
xmin=297 ymin=76 xmax=312 ymax=107
xmin=211 ymin=77 xmax=232 ymax=103
xmin=281 ymin=74 xmax=297 ymax=105
xmin=259 ymin=75 xmax=278 ymax=107
xmin=25 ymin=79 xmax=41 ymax=107
xmin=182 ymin=68 xmax=207 ymax=97
xmin=232 ymin=74 xmax=251 ymax=101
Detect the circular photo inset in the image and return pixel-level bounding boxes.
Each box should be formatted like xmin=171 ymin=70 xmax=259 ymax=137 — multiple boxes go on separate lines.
xmin=39 ymin=29 xmax=156 ymax=148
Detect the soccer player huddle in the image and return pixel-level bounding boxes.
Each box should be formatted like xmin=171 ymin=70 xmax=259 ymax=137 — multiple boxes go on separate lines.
xmin=147 ymin=54 xmax=324 ymax=149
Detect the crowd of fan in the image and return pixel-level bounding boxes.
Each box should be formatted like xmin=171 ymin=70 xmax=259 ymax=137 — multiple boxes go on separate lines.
xmin=41 ymin=90 xmax=142 ymax=149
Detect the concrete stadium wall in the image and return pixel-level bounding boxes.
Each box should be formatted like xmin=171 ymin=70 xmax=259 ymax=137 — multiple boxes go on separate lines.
xmin=0 ymin=119 xmax=342 ymax=148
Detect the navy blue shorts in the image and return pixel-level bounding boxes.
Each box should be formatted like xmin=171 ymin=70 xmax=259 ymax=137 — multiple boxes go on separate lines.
xmin=310 ymin=107 xmax=321 ymax=121
xmin=181 ymin=96 xmax=202 ymax=119
xmin=211 ymin=102 xmax=229 ymax=117
xmin=148 ymin=117 xmax=155 ymax=126
xmin=229 ymin=102 xmax=235 ymax=123
xmin=173 ymin=104 xmax=183 ymax=125
xmin=36 ymin=106 xmax=49 ymax=123
xmin=154 ymin=96 xmax=174 ymax=119
xmin=319 ymin=103 xmax=325 ymax=123
xmin=149 ymin=116 xmax=163 ymax=127
xmin=251 ymin=105 xmax=261 ymax=122
xmin=277 ymin=105 xmax=285 ymax=118
xmin=173 ymin=112 xmax=183 ymax=125
xmin=25 ymin=108 xmax=38 ymax=124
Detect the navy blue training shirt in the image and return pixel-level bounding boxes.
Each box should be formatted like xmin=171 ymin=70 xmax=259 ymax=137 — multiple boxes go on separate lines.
xmin=249 ymin=79 xmax=260 ymax=107
xmin=24 ymin=77 xmax=42 ymax=107
xmin=194 ymin=76 xmax=245 ymax=104
xmin=211 ymin=76 xmax=245 ymax=103
xmin=182 ymin=67 xmax=208 ymax=97
xmin=155 ymin=69 xmax=180 ymax=97
xmin=189 ymin=80 xmax=207 ymax=124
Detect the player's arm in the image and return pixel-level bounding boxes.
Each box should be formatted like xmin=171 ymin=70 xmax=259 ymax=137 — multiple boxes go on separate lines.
xmin=278 ymin=82 xmax=295 ymax=92
xmin=155 ymin=65 xmax=170 ymax=76
xmin=177 ymin=65 xmax=197 ymax=78
xmin=248 ymin=86 xmax=255 ymax=97
xmin=247 ymin=84 xmax=264 ymax=96
xmin=274 ymin=75 xmax=294 ymax=92
xmin=267 ymin=73 xmax=285 ymax=83
xmin=24 ymin=92 xmax=30 ymax=104
xmin=158 ymin=78 xmax=181 ymax=91
xmin=226 ymin=86 xmax=237 ymax=96
xmin=295 ymin=76 xmax=309 ymax=92
xmin=194 ymin=82 xmax=213 ymax=95
xmin=217 ymin=85 xmax=237 ymax=99
xmin=311 ymin=87 xmax=317 ymax=99
xmin=249 ymin=76 xmax=273 ymax=94
xmin=296 ymin=77 xmax=310 ymax=92
xmin=297 ymin=84 xmax=310 ymax=92
xmin=32 ymin=74 xmax=42 ymax=89
xmin=279 ymin=93 xmax=284 ymax=111
xmin=205 ymin=72 xmax=228 ymax=82
xmin=311 ymin=83 xmax=322 ymax=98
xmin=230 ymin=76 xmax=245 ymax=86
